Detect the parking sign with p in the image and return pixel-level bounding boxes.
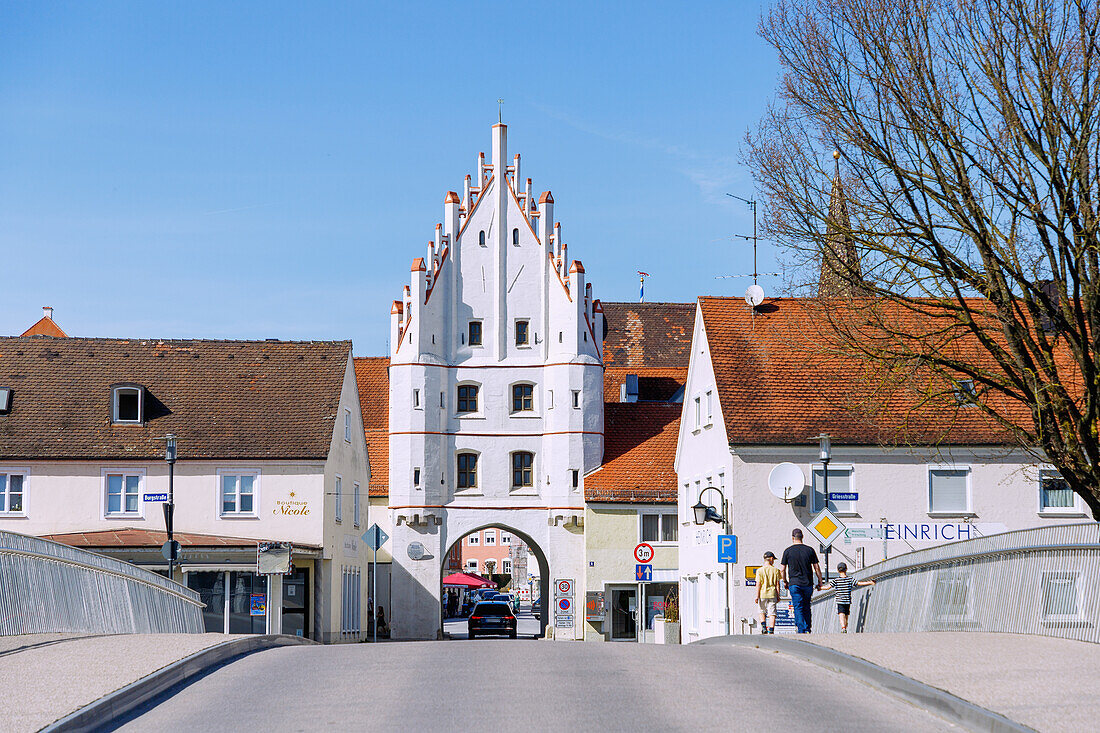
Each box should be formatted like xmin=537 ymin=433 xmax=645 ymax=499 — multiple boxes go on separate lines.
xmin=717 ymin=534 xmax=737 ymax=563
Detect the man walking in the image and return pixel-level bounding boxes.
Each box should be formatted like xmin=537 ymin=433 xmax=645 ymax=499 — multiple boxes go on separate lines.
xmin=781 ymin=528 xmax=823 ymax=633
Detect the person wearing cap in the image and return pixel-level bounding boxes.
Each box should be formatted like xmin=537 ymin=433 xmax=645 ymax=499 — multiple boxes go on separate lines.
xmin=781 ymin=528 xmax=823 ymax=633
xmin=754 ymin=551 xmax=781 ymax=634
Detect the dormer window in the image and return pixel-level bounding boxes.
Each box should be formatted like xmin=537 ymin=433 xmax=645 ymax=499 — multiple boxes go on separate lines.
xmin=112 ymin=385 xmax=144 ymax=424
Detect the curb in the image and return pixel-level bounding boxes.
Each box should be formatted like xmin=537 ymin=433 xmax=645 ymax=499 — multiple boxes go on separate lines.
xmin=697 ymin=636 xmax=1035 ymax=733
xmin=44 ymin=634 xmax=317 ymax=733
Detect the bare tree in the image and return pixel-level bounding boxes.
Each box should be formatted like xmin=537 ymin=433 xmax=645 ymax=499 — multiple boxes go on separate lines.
xmin=484 ymin=559 xmax=496 ymax=577
xmin=746 ymin=0 xmax=1100 ymax=516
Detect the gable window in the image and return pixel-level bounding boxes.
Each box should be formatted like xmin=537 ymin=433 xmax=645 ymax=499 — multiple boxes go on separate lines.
xmin=548 ymin=390 xmax=554 ymax=409
xmin=0 ymin=472 xmax=26 ymax=515
xmin=515 ymin=320 xmax=530 ymax=346
xmin=512 ymin=451 xmax=534 ymax=488
xmin=457 ymin=453 xmax=478 ymax=489
xmin=353 ymin=482 xmax=361 ymax=527
xmin=929 ymin=467 xmax=970 ymax=514
xmin=1039 ymin=470 xmax=1078 ymax=513
xmin=105 ymin=471 xmax=142 ymax=516
xmin=479 ymin=230 xmax=486 ymax=246
xmin=512 ymin=384 xmax=534 ymax=412
xmin=220 ymin=471 xmax=258 ymax=516
xmin=705 ymin=390 xmax=713 ymax=425
xmin=413 ymin=389 xmax=421 ymax=409
xmin=344 ymin=409 xmax=352 ymax=442
xmin=112 ymin=385 xmax=143 ymax=424
xmin=512 ymin=227 xmax=520 ymax=245
xmin=812 ymin=466 xmax=856 ymax=514
xmin=641 ymin=512 xmax=679 ymax=543
xmin=572 ymin=390 xmax=580 ymax=409
xmin=413 ymin=467 xmax=421 ymax=488
xmin=693 ymin=396 xmax=701 ymax=429
xmin=572 ymin=469 xmax=579 ymax=489
xmin=457 ymin=385 xmax=479 ymax=413
xmin=334 ymin=476 xmax=343 ymax=522
xmin=469 ymin=321 xmax=483 ymax=346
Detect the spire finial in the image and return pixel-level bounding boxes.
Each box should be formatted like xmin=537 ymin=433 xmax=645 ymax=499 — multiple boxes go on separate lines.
xmin=833 ymin=149 xmax=841 ymax=177
xmin=498 ymin=98 xmax=504 ymax=123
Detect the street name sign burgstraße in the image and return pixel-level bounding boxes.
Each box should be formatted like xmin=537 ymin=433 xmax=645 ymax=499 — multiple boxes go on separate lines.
xmin=143 ymin=493 xmax=168 ymax=503
xmin=806 ymin=507 xmax=846 ymax=548
xmin=363 ymin=524 xmax=389 ymax=551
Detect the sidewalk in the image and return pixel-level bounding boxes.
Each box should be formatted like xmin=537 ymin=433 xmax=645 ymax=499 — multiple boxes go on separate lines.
xmin=0 ymin=633 xmax=244 ymax=731
xmin=739 ymin=632 xmax=1098 ymax=732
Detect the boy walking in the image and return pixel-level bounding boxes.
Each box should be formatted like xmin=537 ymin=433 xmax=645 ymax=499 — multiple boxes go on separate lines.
xmin=820 ymin=562 xmax=875 ymax=632
xmin=754 ymin=551 xmax=781 ymax=634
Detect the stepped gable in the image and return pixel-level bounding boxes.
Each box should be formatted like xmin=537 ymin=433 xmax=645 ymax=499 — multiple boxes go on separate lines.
xmin=354 ymin=356 xmax=390 ymax=497
xmin=0 ymin=336 xmax=350 ymax=460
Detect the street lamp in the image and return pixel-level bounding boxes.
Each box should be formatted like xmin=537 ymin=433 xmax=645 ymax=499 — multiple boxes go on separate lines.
xmin=164 ymin=434 xmax=177 ymax=579
xmin=692 ymin=486 xmax=730 ymax=635
xmin=818 ymin=433 xmax=831 ymax=581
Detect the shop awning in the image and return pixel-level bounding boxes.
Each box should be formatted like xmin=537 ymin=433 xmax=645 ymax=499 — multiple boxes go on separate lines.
xmin=442 ymin=572 xmax=496 ymax=588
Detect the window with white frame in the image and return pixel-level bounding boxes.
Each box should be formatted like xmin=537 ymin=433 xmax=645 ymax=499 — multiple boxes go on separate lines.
xmin=503 ymin=558 xmax=512 ymax=574
xmin=344 ymin=409 xmax=352 ymax=442
xmin=929 ymin=467 xmax=970 ymax=514
xmin=466 ymin=559 xmax=479 ymax=572
xmin=111 ymin=385 xmax=143 ymax=424
xmin=335 ymin=476 xmax=343 ymax=522
xmin=353 ymin=482 xmax=361 ymax=526
xmin=705 ymin=390 xmax=713 ymax=425
xmin=1039 ymin=470 xmax=1078 ymax=513
xmin=1041 ymin=571 xmax=1081 ymax=619
xmin=693 ymin=396 xmax=701 ymax=429
xmin=467 ymin=533 xmax=480 ymax=546
xmin=485 ymin=530 xmax=496 ymax=545
xmin=219 ymin=471 xmax=258 ymax=516
xmin=812 ymin=466 xmax=856 ymax=514
xmin=687 ymin=576 xmax=699 ymax=632
xmin=640 ymin=511 xmax=678 ymax=543
xmin=0 ymin=471 xmax=26 ymax=514
xmin=500 ymin=533 xmax=511 ymax=544
xmin=105 ymin=471 xmax=142 ymax=516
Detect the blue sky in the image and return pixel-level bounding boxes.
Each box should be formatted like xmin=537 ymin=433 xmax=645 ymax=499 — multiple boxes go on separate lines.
xmin=0 ymin=2 xmax=782 ymax=354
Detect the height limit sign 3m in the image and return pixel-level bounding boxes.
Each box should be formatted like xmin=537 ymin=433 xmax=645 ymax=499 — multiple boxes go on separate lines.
xmin=634 ymin=543 xmax=654 ymax=564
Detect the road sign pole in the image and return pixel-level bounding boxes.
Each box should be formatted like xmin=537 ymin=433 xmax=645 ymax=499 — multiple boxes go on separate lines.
xmin=822 ymin=455 xmax=830 ymax=581
xmin=372 ymin=546 xmax=377 ymax=643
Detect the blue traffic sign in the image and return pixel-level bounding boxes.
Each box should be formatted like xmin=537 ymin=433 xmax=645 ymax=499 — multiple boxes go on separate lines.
xmin=718 ymin=534 xmax=737 ymax=563
xmin=143 ymin=493 xmax=168 ymax=503
xmin=635 ymin=564 xmax=652 ymax=581
xmin=829 ymin=492 xmax=859 ymax=501
xmin=558 ymin=597 xmax=571 ymax=612
xmin=362 ymin=524 xmax=389 ymax=551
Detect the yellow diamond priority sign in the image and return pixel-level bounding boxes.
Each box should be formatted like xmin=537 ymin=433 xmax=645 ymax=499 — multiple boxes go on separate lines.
xmin=805 ymin=507 xmax=846 ymax=548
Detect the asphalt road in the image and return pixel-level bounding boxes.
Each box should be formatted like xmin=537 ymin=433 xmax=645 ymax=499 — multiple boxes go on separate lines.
xmin=113 ymin=639 xmax=958 ymax=732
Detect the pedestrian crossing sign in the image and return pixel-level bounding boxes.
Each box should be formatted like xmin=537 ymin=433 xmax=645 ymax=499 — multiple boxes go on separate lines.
xmin=805 ymin=507 xmax=846 ymax=548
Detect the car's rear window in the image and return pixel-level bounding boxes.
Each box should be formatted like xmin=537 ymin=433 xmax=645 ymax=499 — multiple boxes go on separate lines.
xmin=475 ymin=602 xmax=511 ymax=616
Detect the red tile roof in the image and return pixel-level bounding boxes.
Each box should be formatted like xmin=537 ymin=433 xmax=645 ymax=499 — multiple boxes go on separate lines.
xmin=586 ymin=403 xmax=681 ymax=503
xmin=41 ymin=527 xmax=321 ymax=550
xmin=21 ymin=316 xmax=67 ymax=338
xmin=354 ymin=357 xmax=390 ymax=496
xmin=0 ymin=337 xmax=350 ymax=460
xmin=601 ymin=302 xmax=695 ymax=369
xmin=699 ymin=297 xmax=1020 ymax=446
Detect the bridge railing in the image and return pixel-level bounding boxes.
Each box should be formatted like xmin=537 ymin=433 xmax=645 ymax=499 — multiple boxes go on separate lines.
xmin=810 ymin=522 xmax=1100 ymax=642
xmin=0 ymin=530 xmax=204 ymax=635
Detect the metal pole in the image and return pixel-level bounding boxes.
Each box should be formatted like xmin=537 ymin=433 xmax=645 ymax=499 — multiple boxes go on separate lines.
xmin=167 ymin=458 xmax=175 ymax=580
xmin=723 ymin=497 xmax=731 ymax=636
xmin=372 ymin=547 xmax=378 ymax=644
xmin=822 ymin=457 xmax=830 ymax=581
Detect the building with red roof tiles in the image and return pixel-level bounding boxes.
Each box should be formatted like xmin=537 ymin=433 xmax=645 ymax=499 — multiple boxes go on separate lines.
xmin=677 ymin=295 xmax=1089 ymax=641
xmin=20 ymin=306 xmax=68 ymax=337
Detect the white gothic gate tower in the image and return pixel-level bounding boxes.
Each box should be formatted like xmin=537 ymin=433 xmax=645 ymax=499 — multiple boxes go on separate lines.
xmin=387 ymin=123 xmax=602 ymax=640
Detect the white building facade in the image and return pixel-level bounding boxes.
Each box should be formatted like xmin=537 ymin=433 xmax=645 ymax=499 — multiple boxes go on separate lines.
xmin=387 ymin=123 xmax=603 ymax=640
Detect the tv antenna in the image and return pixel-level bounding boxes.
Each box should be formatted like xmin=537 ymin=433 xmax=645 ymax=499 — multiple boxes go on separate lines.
xmin=725 ymin=192 xmax=773 ymax=284
xmin=637 ymin=271 xmax=650 ymax=303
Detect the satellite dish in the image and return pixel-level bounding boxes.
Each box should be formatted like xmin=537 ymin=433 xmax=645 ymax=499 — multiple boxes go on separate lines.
xmin=768 ymin=462 xmax=806 ymax=502
xmin=745 ymin=284 xmax=766 ymax=308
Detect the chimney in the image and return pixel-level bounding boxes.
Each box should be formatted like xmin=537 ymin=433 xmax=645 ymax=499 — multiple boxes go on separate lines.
xmin=43 ymin=306 xmax=54 ymax=320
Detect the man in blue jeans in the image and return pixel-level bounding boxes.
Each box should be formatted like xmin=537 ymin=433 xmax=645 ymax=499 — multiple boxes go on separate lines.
xmin=781 ymin=528 xmax=823 ymax=633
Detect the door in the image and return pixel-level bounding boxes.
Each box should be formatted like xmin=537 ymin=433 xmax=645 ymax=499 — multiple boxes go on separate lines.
xmin=282 ymin=567 xmax=310 ymax=638
xmin=610 ymin=588 xmax=637 ymax=641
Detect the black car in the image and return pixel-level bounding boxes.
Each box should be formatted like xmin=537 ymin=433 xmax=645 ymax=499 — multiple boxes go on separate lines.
xmin=468 ymin=601 xmax=517 ymax=639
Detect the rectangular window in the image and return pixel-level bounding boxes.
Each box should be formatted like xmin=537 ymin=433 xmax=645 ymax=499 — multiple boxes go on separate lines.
xmin=1041 ymin=572 xmax=1079 ymax=618
xmin=106 ymin=472 xmax=142 ymax=516
xmin=467 ymin=534 xmax=480 ymax=546
xmin=220 ymin=472 xmax=258 ymax=516
xmin=503 ymin=559 xmax=512 ymax=574
xmin=0 ymin=472 xmax=26 ymax=514
xmin=413 ymin=389 xmax=421 ymax=409
xmin=1040 ymin=470 xmax=1076 ymax=512
xmin=112 ymin=386 xmax=143 ymax=424
xmin=335 ymin=476 xmax=343 ymax=522
xmin=469 ymin=321 xmax=482 ymax=346
xmin=929 ymin=468 xmax=970 ymax=514
xmin=641 ymin=512 xmax=678 ymax=543
xmin=466 ymin=559 xmax=479 ymax=572
xmin=485 ymin=532 xmax=496 ymax=545
xmin=572 ymin=469 xmax=579 ymax=489
xmin=457 ymin=454 xmax=478 ymax=489
xmin=705 ymin=390 xmax=713 ymax=423
xmin=694 ymin=396 xmax=701 ymax=428
xmin=812 ymin=466 xmax=855 ymax=514
xmin=515 ymin=320 xmax=530 ymax=346
xmin=548 ymin=390 xmax=554 ymax=409
xmin=512 ymin=384 xmax=534 ymax=412
xmin=457 ymin=385 xmax=478 ymax=413
xmin=512 ymin=452 xmax=534 ymax=487
xmin=641 ymin=514 xmax=660 ymax=542
xmin=344 ymin=409 xmax=352 ymax=442
xmin=413 ymin=467 xmax=421 ymax=488
xmin=572 ymin=390 xmax=580 ymax=409
xmin=353 ymin=482 xmax=361 ymax=526
xmin=500 ymin=533 xmax=511 ymax=544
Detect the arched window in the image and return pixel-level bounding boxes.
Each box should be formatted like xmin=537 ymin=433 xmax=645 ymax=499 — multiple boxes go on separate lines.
xmin=512 ymin=451 xmax=534 ymax=488
xmin=457 ymin=453 xmax=478 ymax=489
xmin=479 ymin=230 xmax=486 ymax=246
xmin=512 ymin=383 xmax=534 ymax=412
xmin=457 ymin=384 xmax=478 ymax=413
xmin=512 ymin=228 xmax=519 ymax=245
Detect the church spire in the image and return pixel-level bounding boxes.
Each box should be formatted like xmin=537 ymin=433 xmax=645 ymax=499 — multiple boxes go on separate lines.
xmin=818 ymin=150 xmax=864 ymax=298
